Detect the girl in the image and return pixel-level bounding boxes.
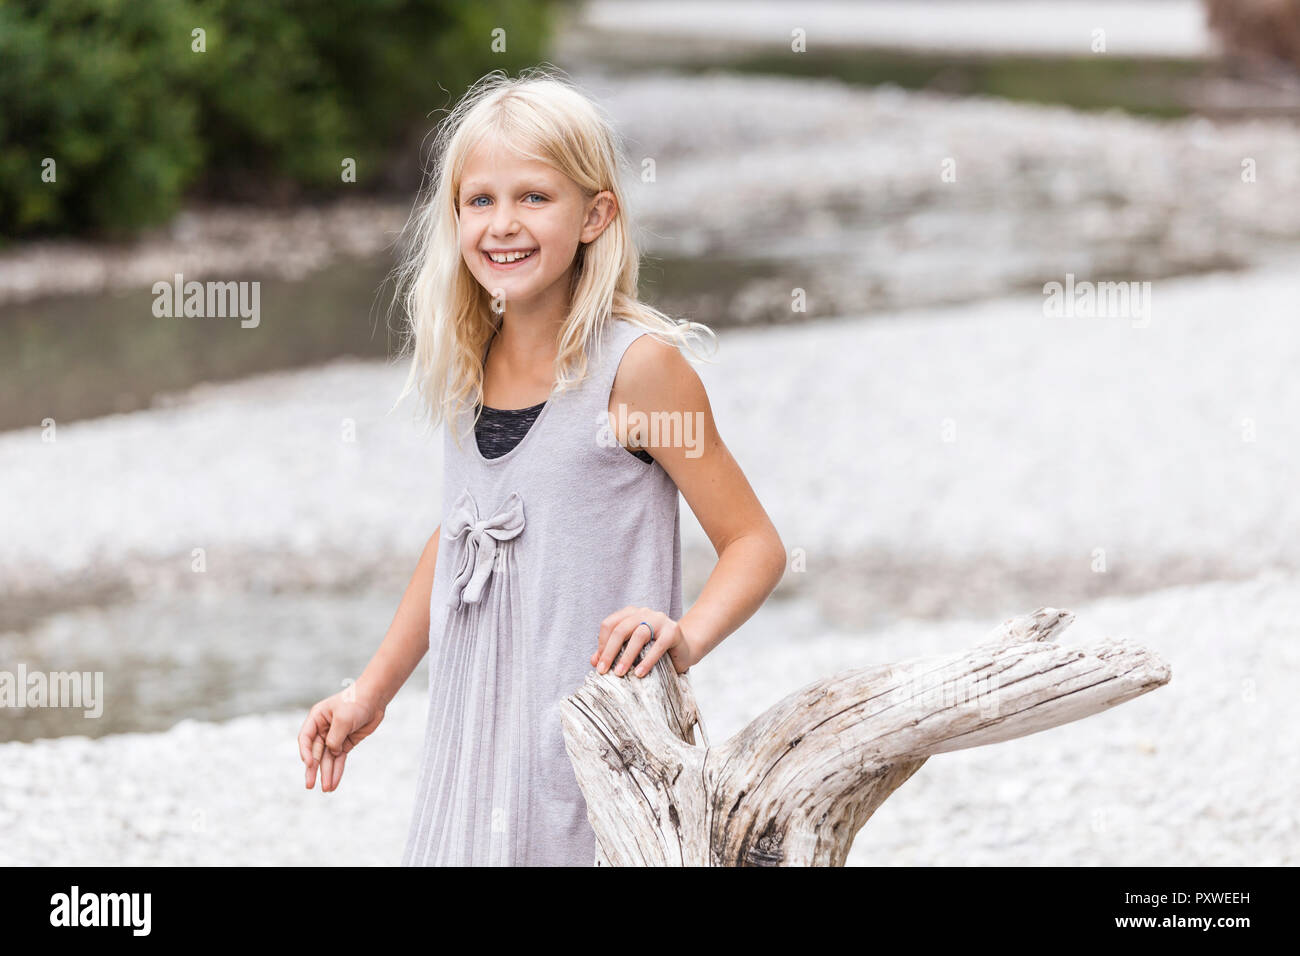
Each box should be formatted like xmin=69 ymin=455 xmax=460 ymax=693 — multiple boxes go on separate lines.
xmin=296 ymin=66 xmax=786 ymax=866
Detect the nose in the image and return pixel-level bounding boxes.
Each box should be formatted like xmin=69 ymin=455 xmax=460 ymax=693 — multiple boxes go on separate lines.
xmin=490 ymin=201 xmax=521 ymax=237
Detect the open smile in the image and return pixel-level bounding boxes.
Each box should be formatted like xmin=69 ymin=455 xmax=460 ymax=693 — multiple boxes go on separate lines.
xmin=482 ymin=249 xmax=538 ymax=270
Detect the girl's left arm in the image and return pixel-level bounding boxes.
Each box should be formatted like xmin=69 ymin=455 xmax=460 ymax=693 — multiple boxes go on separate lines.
xmin=594 ymin=333 xmax=787 ymax=677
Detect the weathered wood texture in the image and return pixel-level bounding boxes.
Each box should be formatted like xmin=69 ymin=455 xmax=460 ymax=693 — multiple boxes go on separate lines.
xmin=560 ymin=607 xmax=1171 ymax=866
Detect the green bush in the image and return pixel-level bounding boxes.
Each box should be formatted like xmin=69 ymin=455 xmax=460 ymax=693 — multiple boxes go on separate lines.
xmin=0 ymin=0 xmax=204 ymax=237
xmin=0 ymin=0 xmax=565 ymax=240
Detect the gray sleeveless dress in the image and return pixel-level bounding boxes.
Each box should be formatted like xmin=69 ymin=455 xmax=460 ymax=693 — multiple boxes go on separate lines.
xmin=401 ymin=317 xmax=684 ymax=866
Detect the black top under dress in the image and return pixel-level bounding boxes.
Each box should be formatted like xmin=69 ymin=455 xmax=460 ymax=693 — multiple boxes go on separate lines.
xmin=475 ymin=399 xmax=654 ymax=463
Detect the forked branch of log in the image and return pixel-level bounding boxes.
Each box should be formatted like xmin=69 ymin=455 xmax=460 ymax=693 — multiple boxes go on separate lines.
xmin=559 ymin=607 xmax=1171 ymax=866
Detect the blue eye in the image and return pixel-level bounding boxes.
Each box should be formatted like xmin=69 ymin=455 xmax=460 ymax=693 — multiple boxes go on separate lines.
xmin=464 ymin=193 xmax=544 ymax=207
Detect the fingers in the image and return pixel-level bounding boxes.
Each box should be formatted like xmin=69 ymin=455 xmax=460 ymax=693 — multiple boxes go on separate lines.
xmin=321 ymin=747 xmax=335 ymax=792
xmin=299 ymin=706 xmax=329 ymax=763
xmin=306 ymin=735 xmax=324 ymax=789
xmin=325 ymin=709 xmax=353 ymax=756
xmin=591 ymin=609 xmax=689 ymax=678
xmin=300 ymin=706 xmax=331 ymax=789
xmin=320 ymin=746 xmax=352 ymax=792
xmin=301 ymin=692 xmax=381 ymax=793
xmin=330 ymin=750 xmax=348 ymax=791
xmin=614 ymin=616 xmax=660 ymax=676
xmin=305 ymin=732 xmax=354 ymax=793
xmin=324 ymin=736 xmax=360 ymax=791
xmin=595 ymin=611 xmax=638 ymax=674
xmin=594 ymin=609 xmax=665 ymax=676
xmin=593 ymin=605 xmax=638 ymax=667
xmin=631 ymin=617 xmax=680 ymax=677
xmin=301 ymin=729 xmax=318 ymax=790
xmin=320 ymin=724 xmax=354 ymax=790
xmin=297 ymin=713 xmax=318 ymax=766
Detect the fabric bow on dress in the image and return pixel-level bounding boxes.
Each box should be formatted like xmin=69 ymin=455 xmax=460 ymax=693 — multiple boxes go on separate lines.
xmin=444 ymin=489 xmax=526 ymax=607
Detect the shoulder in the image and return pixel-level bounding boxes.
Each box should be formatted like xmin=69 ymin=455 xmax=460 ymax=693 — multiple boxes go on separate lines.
xmin=610 ymin=324 xmax=707 ymax=413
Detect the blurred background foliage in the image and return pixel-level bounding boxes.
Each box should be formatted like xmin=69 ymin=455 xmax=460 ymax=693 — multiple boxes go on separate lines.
xmin=0 ymin=0 xmax=569 ymax=240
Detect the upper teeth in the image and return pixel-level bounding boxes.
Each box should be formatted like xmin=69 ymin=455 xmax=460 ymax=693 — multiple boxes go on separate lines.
xmin=488 ymin=250 xmax=535 ymax=263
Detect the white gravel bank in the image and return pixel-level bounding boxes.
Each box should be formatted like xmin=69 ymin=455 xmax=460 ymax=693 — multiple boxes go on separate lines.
xmin=2 ymin=568 xmax=1291 ymax=865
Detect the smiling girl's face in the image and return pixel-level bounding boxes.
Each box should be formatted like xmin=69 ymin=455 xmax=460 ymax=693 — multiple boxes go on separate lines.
xmin=456 ymin=135 xmax=612 ymax=315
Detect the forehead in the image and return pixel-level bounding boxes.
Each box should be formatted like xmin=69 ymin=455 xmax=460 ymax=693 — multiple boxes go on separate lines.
xmin=459 ymin=139 xmax=561 ymax=193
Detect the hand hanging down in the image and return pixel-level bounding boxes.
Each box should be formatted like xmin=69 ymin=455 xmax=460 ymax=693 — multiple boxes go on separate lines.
xmin=592 ymin=606 xmax=696 ymax=678
xmin=297 ymin=686 xmax=385 ymax=792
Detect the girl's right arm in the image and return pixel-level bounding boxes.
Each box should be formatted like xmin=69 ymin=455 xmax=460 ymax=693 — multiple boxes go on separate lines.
xmin=354 ymin=524 xmax=442 ymax=712
xmin=298 ymin=525 xmax=443 ymax=792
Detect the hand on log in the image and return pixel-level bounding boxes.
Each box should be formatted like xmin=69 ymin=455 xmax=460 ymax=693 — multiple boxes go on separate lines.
xmin=559 ymin=607 xmax=1171 ymax=866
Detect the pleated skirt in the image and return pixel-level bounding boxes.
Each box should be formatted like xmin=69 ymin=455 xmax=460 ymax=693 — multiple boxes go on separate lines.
xmin=401 ymin=540 xmax=534 ymax=866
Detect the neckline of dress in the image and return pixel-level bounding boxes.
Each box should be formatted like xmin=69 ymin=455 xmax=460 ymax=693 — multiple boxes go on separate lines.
xmin=472 ymin=332 xmax=558 ymax=466
xmin=479 ymin=399 xmax=547 ymax=414
xmin=469 ymin=319 xmax=620 ymax=466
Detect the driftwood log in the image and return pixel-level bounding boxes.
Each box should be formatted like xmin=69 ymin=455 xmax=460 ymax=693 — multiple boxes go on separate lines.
xmin=559 ymin=607 xmax=1171 ymax=866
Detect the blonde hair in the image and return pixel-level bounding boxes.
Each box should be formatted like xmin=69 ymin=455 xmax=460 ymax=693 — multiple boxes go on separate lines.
xmin=387 ymin=65 xmax=717 ymax=452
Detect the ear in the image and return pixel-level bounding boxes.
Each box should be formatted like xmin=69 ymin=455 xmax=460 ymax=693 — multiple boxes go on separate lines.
xmin=581 ymin=190 xmax=618 ymax=243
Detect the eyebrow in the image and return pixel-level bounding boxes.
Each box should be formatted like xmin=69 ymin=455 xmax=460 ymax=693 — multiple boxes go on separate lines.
xmin=460 ymin=179 xmax=555 ymax=195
